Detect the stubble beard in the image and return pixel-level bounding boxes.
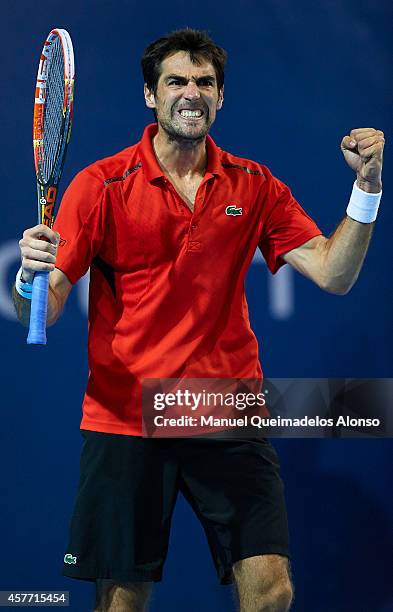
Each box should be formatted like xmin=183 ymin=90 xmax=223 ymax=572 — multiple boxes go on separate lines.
xmin=158 ymin=107 xmax=211 ymax=148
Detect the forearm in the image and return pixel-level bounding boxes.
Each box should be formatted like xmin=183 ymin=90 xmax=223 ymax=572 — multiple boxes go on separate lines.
xmin=320 ymin=177 xmax=381 ymax=294
xmin=12 ymin=277 xmax=64 ymax=327
xmin=320 ymin=215 xmax=374 ymax=294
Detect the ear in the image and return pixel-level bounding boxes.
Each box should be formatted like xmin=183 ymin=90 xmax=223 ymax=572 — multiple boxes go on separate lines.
xmin=216 ymin=85 xmax=224 ymax=110
xmin=144 ymin=83 xmax=156 ymax=109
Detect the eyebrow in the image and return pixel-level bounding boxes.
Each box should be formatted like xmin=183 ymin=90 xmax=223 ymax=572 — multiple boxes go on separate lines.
xmin=164 ymin=74 xmax=216 ymax=84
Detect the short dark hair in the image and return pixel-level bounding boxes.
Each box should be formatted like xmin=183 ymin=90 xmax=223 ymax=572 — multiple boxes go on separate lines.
xmin=141 ymin=27 xmax=227 ymax=95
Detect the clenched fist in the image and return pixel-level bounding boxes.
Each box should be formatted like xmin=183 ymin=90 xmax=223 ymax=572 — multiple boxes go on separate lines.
xmin=341 ymin=128 xmax=384 ymax=192
xmin=19 ymin=224 xmax=60 ymax=284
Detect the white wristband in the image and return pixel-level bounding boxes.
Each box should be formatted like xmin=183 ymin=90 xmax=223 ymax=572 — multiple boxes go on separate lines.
xmin=15 ymin=267 xmax=33 ymax=300
xmin=346 ymin=180 xmax=382 ymax=224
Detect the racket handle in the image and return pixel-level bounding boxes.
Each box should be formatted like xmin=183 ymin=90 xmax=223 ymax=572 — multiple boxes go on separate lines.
xmin=27 ymin=271 xmax=49 ymax=345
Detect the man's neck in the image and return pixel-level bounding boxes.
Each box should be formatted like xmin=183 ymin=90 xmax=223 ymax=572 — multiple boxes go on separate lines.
xmin=152 ymin=126 xmax=207 ymax=180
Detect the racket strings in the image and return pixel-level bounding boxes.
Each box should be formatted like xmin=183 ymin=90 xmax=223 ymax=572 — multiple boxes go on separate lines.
xmin=42 ymin=37 xmax=65 ymax=182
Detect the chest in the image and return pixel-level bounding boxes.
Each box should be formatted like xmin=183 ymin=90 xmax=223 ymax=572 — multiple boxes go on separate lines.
xmin=166 ymin=175 xmax=203 ymax=212
xmin=101 ymin=175 xmax=261 ymax=272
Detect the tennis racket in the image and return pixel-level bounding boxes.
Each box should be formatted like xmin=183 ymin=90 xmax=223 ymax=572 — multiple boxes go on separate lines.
xmin=27 ymin=28 xmax=75 ymax=345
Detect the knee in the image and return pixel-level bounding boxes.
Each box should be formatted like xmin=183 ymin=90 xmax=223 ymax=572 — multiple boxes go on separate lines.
xmin=257 ymin=579 xmax=293 ymax=611
xmin=270 ymin=580 xmax=293 ymax=611
xmin=236 ymin=577 xmax=293 ymax=612
xmin=94 ymin=579 xmax=152 ymax=612
xmin=234 ymin=554 xmax=294 ymax=612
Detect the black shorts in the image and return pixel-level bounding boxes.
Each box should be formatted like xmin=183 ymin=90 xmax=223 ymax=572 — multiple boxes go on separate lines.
xmin=62 ymin=431 xmax=290 ymax=585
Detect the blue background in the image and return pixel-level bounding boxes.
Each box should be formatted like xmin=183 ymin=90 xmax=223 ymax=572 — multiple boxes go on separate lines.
xmin=1 ymin=1 xmax=392 ymax=610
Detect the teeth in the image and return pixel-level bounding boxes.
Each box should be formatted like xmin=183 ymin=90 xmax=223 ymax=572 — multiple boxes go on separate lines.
xmin=179 ymin=110 xmax=203 ymax=118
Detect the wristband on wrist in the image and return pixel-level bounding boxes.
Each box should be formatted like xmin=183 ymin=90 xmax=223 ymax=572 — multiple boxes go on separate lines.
xmin=346 ymin=180 xmax=382 ymax=224
xmin=15 ymin=267 xmax=33 ymax=300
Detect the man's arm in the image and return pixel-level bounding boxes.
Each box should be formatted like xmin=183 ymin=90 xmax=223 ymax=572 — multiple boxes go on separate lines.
xmin=282 ymin=128 xmax=384 ymax=295
xmin=13 ymin=224 xmax=72 ymax=326
xmin=282 ymin=212 xmax=375 ymax=295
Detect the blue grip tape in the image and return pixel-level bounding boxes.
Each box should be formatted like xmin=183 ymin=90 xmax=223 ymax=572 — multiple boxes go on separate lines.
xmin=26 ymin=271 xmax=49 ymax=345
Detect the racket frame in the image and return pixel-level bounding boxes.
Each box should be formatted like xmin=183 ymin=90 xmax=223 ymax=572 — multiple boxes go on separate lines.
xmin=27 ymin=28 xmax=75 ymax=345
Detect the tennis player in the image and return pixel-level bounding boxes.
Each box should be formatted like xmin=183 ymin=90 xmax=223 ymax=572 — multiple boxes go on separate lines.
xmin=13 ymin=28 xmax=384 ymax=612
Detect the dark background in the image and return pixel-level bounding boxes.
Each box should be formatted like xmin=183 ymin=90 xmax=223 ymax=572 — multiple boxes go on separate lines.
xmin=1 ymin=1 xmax=392 ymax=610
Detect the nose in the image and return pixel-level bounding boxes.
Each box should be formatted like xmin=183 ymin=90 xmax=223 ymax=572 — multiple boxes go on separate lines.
xmin=183 ymin=80 xmax=201 ymax=100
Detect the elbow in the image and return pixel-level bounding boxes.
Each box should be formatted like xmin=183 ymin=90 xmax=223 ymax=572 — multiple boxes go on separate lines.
xmin=319 ymin=283 xmax=354 ymax=295
xmin=317 ymin=261 xmax=358 ymax=295
xmin=331 ymin=285 xmax=352 ymax=296
xmin=46 ymin=315 xmax=59 ymax=327
xmin=316 ymin=244 xmax=361 ymax=295
xmin=46 ymin=305 xmax=65 ymax=327
xmin=319 ymin=279 xmax=353 ymax=295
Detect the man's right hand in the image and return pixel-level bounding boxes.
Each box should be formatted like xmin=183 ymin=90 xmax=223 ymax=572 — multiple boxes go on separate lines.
xmin=18 ymin=224 xmax=60 ymax=283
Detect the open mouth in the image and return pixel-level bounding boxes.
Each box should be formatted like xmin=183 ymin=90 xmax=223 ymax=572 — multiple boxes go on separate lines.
xmin=177 ymin=109 xmax=205 ymax=120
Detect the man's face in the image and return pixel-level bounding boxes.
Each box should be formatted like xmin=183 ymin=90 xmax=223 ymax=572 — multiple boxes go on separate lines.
xmin=144 ymin=51 xmax=224 ymax=142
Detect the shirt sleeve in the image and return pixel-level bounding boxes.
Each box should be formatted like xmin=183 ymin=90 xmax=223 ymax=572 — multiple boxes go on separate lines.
xmin=53 ymin=168 xmax=106 ymax=284
xmin=258 ymin=168 xmax=323 ymax=274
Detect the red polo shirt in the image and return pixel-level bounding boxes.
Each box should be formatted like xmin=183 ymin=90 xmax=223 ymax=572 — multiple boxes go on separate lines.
xmin=54 ymin=123 xmax=322 ymax=435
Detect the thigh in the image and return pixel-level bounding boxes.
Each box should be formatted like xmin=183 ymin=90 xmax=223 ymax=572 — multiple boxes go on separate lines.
xmin=62 ymin=431 xmax=180 ymax=583
xmin=178 ymin=437 xmax=290 ymax=585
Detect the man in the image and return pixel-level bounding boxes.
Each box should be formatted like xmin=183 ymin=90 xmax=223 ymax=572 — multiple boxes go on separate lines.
xmin=13 ymin=28 xmax=384 ymax=612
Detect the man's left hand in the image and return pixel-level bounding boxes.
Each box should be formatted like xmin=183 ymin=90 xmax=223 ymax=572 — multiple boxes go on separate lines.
xmin=341 ymin=127 xmax=384 ymax=192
